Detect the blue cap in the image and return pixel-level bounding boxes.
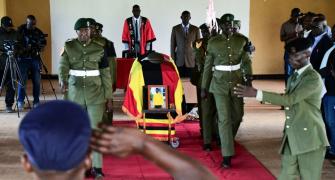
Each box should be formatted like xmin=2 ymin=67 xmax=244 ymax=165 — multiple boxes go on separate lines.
xmin=18 ymin=100 xmax=91 ymax=171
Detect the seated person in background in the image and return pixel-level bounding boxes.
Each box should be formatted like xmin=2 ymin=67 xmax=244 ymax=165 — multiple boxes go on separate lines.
xmin=90 ymin=124 xmax=217 ymax=180
xmin=18 ymin=100 xmax=92 ymax=180
xmin=234 ymin=37 xmax=329 ymax=180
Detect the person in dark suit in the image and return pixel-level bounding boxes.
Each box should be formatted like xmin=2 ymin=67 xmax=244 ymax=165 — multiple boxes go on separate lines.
xmin=234 ymin=37 xmax=329 ymax=180
xmin=280 ymin=8 xmax=303 ymax=85
xmin=171 ymin=11 xmax=200 ymax=78
xmin=319 ymin=24 xmax=335 ymax=161
xmin=308 ymin=17 xmax=333 ymax=71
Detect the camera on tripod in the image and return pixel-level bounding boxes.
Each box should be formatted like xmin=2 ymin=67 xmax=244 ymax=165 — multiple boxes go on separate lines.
xmin=3 ymin=40 xmax=20 ymax=57
xmin=24 ymin=33 xmax=47 ymax=57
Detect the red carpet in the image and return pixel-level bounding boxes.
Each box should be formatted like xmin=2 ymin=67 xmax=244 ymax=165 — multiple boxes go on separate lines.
xmin=99 ymin=121 xmax=275 ymax=180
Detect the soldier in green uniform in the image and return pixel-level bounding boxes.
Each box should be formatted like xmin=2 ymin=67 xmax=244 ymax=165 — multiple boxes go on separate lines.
xmin=191 ymin=23 xmax=218 ymax=151
xmin=201 ymin=14 xmax=252 ymax=168
xmin=234 ymin=37 xmax=329 ymax=180
xmin=58 ymin=18 xmax=113 ymax=179
xmin=86 ymin=18 xmax=117 ymax=92
xmin=94 ymin=22 xmax=117 ymax=92
xmin=93 ymin=21 xmax=117 ymax=125
xmin=233 ymin=20 xmax=256 ymax=55
xmin=232 ymin=20 xmax=241 ymax=34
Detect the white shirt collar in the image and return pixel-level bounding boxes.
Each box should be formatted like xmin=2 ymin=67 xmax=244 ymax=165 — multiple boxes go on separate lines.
xmin=315 ymin=32 xmax=327 ymax=41
xmin=295 ymin=63 xmax=311 ymax=76
xmin=311 ymin=32 xmax=327 ymax=50
xmin=132 ymin=16 xmax=141 ymax=21
xmin=182 ymin=23 xmax=190 ymax=29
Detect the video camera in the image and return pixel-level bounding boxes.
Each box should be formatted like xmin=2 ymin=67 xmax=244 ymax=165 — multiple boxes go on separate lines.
xmin=3 ymin=40 xmax=19 ymax=55
xmin=24 ymin=33 xmax=47 ymax=56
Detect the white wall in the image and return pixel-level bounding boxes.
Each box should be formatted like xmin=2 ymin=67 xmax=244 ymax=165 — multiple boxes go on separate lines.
xmin=50 ymin=0 xmax=250 ymax=73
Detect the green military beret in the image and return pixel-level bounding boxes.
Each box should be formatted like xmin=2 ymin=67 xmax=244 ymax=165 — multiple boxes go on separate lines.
xmin=74 ymin=18 xmax=90 ymax=30
xmin=199 ymin=23 xmax=209 ymax=30
xmin=86 ymin=18 xmax=96 ymax=27
xmin=220 ymin=13 xmax=234 ymax=23
xmin=233 ymin=20 xmax=241 ymax=28
xmin=95 ymin=22 xmax=103 ymax=31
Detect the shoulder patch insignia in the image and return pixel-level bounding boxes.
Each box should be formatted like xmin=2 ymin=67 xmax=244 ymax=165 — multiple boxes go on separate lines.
xmin=93 ymin=39 xmax=105 ymax=47
xmin=66 ymin=38 xmax=74 ymax=42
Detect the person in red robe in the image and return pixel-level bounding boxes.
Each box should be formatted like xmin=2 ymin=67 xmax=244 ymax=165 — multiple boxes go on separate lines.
xmin=122 ymin=4 xmax=156 ymax=58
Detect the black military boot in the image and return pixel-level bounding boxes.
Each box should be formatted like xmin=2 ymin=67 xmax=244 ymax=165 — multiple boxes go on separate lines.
xmin=221 ymin=156 xmax=232 ymax=169
xmin=85 ymin=167 xmax=95 ymax=178
xmin=203 ymin=144 xmax=212 ymax=152
xmin=94 ymin=167 xmax=105 ymax=179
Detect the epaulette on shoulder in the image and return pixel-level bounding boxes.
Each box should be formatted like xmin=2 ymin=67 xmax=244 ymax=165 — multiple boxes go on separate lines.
xmin=209 ymin=35 xmax=222 ymax=42
xmin=92 ymin=38 xmax=105 ymax=47
xmin=65 ymin=38 xmax=76 ymax=45
xmin=65 ymin=38 xmax=75 ymax=43
xmin=235 ymin=33 xmax=249 ymax=42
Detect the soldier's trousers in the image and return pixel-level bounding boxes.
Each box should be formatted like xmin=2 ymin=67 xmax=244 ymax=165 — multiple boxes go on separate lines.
xmin=278 ymin=141 xmax=326 ymax=180
xmin=196 ymin=88 xmax=203 ymax=135
xmin=85 ymin=103 xmax=105 ymax=168
xmin=201 ymin=92 xmax=218 ymax=144
xmin=213 ymin=93 xmax=243 ymax=157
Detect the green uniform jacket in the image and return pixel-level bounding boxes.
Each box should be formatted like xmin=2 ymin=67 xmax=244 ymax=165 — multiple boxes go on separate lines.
xmin=191 ymin=38 xmax=208 ymax=87
xmin=262 ymin=65 xmax=329 ymax=155
xmin=94 ymin=36 xmax=117 ymax=88
xmin=201 ymin=34 xmax=252 ymax=95
xmin=59 ymin=38 xmax=113 ymax=105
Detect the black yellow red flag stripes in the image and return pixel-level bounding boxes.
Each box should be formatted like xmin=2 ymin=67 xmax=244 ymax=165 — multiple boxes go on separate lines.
xmin=122 ymin=56 xmax=185 ymax=141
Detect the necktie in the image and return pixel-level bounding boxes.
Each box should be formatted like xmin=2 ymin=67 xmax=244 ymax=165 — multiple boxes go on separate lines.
xmin=135 ymin=20 xmax=139 ymax=42
xmin=184 ymin=26 xmax=188 ymax=36
xmin=290 ymin=72 xmax=299 ymax=86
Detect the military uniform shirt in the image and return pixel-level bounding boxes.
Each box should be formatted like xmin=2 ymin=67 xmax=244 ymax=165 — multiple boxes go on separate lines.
xmin=59 ymin=38 xmax=113 ymax=105
xmin=201 ymin=34 xmax=252 ymax=95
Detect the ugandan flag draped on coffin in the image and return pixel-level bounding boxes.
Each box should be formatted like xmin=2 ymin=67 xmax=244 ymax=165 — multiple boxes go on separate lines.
xmin=122 ymin=55 xmax=184 ymax=141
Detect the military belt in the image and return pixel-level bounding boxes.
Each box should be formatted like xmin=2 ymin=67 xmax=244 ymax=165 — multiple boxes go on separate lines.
xmin=215 ymin=64 xmax=240 ymax=71
xmin=69 ymin=70 xmax=100 ymax=77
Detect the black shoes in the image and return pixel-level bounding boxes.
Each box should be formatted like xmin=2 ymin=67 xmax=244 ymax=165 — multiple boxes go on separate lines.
xmin=221 ymin=156 xmax=232 ymax=169
xmin=94 ymin=168 xmax=105 ymax=179
xmin=85 ymin=168 xmax=95 ymax=178
xmin=325 ymin=152 xmax=335 ymax=160
xmin=203 ymin=144 xmax=212 ymax=152
xmin=85 ymin=167 xmax=105 ymax=179
xmin=5 ymin=106 xmax=13 ymax=113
